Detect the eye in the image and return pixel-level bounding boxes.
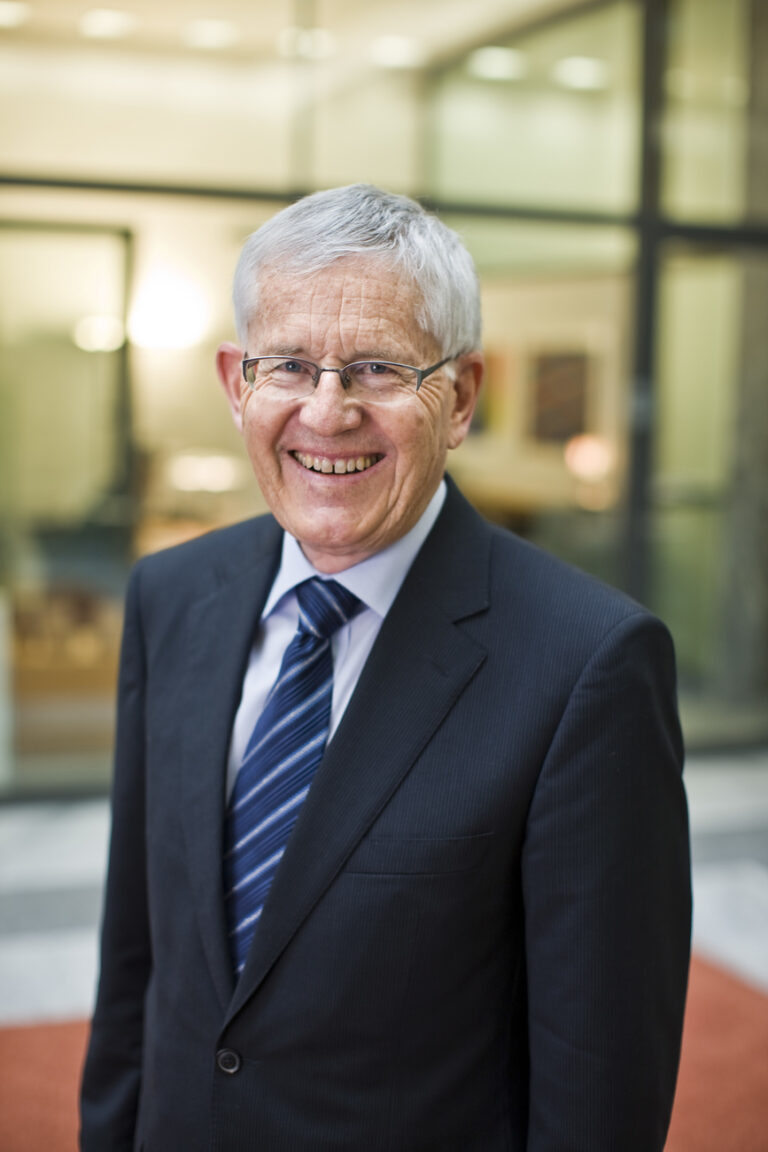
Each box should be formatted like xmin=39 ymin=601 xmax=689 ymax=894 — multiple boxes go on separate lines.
xmin=275 ymin=359 xmax=312 ymax=375
xmin=350 ymin=361 xmax=404 ymax=384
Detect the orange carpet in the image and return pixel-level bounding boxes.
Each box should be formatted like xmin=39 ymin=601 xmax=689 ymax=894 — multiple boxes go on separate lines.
xmin=0 ymin=954 xmax=766 ymax=1151
xmin=666 ymin=955 xmax=768 ymax=1151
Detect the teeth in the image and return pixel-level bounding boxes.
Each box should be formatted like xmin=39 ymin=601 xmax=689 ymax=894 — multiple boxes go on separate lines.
xmin=294 ymin=452 xmax=380 ymax=474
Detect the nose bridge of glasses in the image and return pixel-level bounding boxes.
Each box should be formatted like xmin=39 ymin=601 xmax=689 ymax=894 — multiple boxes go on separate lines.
xmin=313 ymin=364 xmax=351 ymax=388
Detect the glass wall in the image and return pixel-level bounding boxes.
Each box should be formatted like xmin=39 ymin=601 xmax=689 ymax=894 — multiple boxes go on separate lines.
xmin=0 ymin=224 xmax=130 ymax=791
xmin=445 ymin=217 xmax=635 ymax=591
xmin=0 ymin=0 xmax=766 ymax=794
xmin=662 ymin=0 xmax=765 ymax=224
xmin=651 ymin=244 xmax=768 ymax=743
xmin=430 ymin=1 xmax=641 ymax=211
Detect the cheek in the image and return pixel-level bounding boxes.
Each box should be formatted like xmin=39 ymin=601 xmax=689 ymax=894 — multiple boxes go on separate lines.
xmin=243 ymin=406 xmax=281 ymax=458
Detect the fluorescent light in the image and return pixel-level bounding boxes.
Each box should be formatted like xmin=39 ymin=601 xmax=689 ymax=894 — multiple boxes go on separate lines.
xmin=369 ymin=36 xmax=423 ymax=70
xmin=79 ymin=8 xmax=137 ymax=40
xmin=467 ymin=47 xmax=527 ymax=82
xmin=128 ymin=269 xmax=210 ymax=350
xmin=552 ymin=56 xmax=608 ymax=92
xmin=182 ymin=19 xmax=239 ymax=51
xmin=0 ymin=1 xmax=29 ymax=29
xmin=277 ymin=26 xmax=335 ymax=61
xmin=73 ymin=315 xmax=125 ymax=353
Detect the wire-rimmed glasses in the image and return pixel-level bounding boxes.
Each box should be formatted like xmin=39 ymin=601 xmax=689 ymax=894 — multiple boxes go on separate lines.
xmin=241 ymin=355 xmax=454 ymax=404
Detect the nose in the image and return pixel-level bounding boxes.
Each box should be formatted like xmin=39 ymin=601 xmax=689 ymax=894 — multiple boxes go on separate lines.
xmin=297 ymin=369 xmax=363 ymax=435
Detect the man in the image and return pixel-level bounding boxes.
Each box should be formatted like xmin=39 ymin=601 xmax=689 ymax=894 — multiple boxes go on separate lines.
xmin=81 ymin=184 xmax=691 ymax=1151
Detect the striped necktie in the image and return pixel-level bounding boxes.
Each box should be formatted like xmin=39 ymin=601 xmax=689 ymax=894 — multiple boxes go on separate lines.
xmin=224 ymin=577 xmax=361 ymax=977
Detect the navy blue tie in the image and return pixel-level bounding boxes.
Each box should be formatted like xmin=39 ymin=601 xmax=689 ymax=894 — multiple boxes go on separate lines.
xmin=224 ymin=577 xmax=361 ymax=976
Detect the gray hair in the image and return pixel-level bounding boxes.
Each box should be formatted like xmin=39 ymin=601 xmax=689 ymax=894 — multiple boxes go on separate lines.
xmin=232 ymin=184 xmax=481 ymax=357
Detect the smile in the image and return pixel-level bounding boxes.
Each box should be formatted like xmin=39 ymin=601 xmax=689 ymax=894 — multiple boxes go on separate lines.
xmin=292 ymin=452 xmax=383 ymax=474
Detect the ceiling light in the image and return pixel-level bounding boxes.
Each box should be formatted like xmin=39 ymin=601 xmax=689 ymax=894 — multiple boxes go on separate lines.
xmin=277 ymin=26 xmax=335 ymax=61
xmin=73 ymin=315 xmax=125 ymax=353
xmin=182 ymin=19 xmax=238 ymax=51
xmin=0 ymin=1 xmax=29 ymax=29
xmin=369 ymin=36 xmax=423 ymax=70
xmin=79 ymin=8 xmax=137 ymax=40
xmin=552 ymin=56 xmax=608 ymax=91
xmin=467 ymin=47 xmax=527 ymax=82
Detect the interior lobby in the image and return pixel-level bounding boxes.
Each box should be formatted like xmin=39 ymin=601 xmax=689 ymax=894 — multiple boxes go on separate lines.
xmin=0 ymin=1 xmax=766 ymax=1148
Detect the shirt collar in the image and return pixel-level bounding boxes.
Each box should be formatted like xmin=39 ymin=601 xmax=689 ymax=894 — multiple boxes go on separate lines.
xmin=263 ymin=478 xmax=447 ymax=620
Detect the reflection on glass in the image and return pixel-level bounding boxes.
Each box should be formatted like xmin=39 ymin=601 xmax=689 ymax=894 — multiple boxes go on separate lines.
xmin=652 ymin=246 xmax=768 ymax=742
xmin=662 ymin=0 xmax=759 ymax=222
xmin=0 ymin=225 xmax=130 ymax=792
xmin=444 ymin=216 xmax=634 ymax=589
xmin=429 ymin=1 xmax=640 ymax=211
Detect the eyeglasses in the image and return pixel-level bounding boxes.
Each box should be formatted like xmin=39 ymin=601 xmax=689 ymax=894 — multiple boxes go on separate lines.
xmin=241 ymin=355 xmax=453 ymax=404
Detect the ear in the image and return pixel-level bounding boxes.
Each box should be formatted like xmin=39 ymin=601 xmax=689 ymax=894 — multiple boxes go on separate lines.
xmin=446 ymin=351 xmax=484 ymax=450
xmin=216 ymin=341 xmax=246 ymax=432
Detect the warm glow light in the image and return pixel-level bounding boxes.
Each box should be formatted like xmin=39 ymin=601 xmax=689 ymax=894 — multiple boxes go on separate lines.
xmin=0 ymin=1 xmax=29 ymax=29
xmin=564 ymin=434 xmax=615 ymax=482
xmin=73 ymin=314 xmax=126 ymax=352
xmin=182 ymin=19 xmax=238 ymax=51
xmin=128 ymin=269 xmax=210 ymax=350
xmin=369 ymin=36 xmax=423 ymax=70
xmin=277 ymin=26 xmax=335 ymax=60
xmin=168 ymin=453 xmax=245 ymax=493
xmin=467 ymin=47 xmax=527 ymax=82
xmin=79 ymin=8 xmax=137 ymax=40
xmin=552 ymin=56 xmax=608 ymax=91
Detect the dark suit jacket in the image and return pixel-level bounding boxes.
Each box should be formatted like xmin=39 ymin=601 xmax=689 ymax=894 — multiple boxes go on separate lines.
xmin=81 ymin=478 xmax=691 ymax=1152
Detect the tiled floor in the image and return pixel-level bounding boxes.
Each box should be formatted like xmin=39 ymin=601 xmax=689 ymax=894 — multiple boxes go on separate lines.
xmin=1 ymin=750 xmax=767 ymax=1025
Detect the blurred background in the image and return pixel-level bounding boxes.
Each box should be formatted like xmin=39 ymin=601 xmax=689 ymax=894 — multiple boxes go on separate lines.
xmin=0 ymin=0 xmax=767 ymax=796
xmin=0 ymin=4 xmax=767 ymax=1149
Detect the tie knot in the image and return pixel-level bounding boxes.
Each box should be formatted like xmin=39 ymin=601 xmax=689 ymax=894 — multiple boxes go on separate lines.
xmin=296 ymin=578 xmax=361 ymax=640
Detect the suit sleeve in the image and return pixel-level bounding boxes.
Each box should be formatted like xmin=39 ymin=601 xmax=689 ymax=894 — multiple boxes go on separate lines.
xmin=521 ymin=611 xmax=691 ymax=1151
xmin=80 ymin=564 xmax=150 ymax=1151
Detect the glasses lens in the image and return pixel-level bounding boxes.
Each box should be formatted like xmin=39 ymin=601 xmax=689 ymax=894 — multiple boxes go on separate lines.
xmin=344 ymin=361 xmax=419 ymax=401
xmin=245 ymin=357 xmax=316 ymax=395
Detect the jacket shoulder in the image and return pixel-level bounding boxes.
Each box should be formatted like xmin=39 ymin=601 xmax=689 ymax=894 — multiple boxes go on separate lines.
xmin=484 ymin=519 xmax=668 ymax=665
xmin=131 ymin=514 xmax=282 ymax=601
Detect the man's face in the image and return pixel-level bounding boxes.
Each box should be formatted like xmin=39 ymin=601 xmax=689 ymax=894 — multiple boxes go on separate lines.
xmin=217 ymin=257 xmax=482 ymax=573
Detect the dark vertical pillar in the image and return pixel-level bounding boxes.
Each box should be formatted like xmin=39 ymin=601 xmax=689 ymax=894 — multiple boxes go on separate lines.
xmin=623 ymin=0 xmax=668 ymax=602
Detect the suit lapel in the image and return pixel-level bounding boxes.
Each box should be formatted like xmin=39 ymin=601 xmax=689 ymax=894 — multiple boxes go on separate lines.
xmin=180 ymin=519 xmax=282 ymax=1009
xmin=226 ymin=480 xmax=492 ymax=1024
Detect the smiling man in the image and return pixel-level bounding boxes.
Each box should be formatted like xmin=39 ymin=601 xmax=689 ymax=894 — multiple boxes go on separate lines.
xmin=81 ymin=185 xmax=691 ymax=1152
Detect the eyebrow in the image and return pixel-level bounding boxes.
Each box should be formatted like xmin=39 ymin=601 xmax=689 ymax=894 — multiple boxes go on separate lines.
xmin=264 ymin=347 xmax=414 ymax=364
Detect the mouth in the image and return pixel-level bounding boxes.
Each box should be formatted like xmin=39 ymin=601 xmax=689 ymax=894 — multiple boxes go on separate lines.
xmin=291 ymin=452 xmax=383 ymax=475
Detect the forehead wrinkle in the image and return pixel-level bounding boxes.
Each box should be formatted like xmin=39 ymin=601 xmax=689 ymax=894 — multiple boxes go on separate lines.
xmin=254 ymin=259 xmax=437 ymax=363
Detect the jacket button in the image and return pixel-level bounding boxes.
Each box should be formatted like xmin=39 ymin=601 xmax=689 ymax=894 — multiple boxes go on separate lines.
xmin=216 ymin=1048 xmax=242 ymax=1075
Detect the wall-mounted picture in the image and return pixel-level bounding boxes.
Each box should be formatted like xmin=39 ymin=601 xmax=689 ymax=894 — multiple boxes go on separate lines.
xmin=528 ymin=349 xmax=590 ymax=444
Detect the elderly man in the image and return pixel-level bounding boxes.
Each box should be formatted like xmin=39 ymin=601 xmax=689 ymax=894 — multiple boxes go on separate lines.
xmin=81 ymin=185 xmax=691 ymax=1151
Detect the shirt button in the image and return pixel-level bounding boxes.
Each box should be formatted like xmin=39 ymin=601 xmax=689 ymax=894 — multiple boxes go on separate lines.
xmin=216 ymin=1048 xmax=242 ymax=1075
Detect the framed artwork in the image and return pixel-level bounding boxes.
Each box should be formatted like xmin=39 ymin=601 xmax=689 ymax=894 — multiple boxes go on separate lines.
xmin=528 ymin=349 xmax=590 ymax=444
